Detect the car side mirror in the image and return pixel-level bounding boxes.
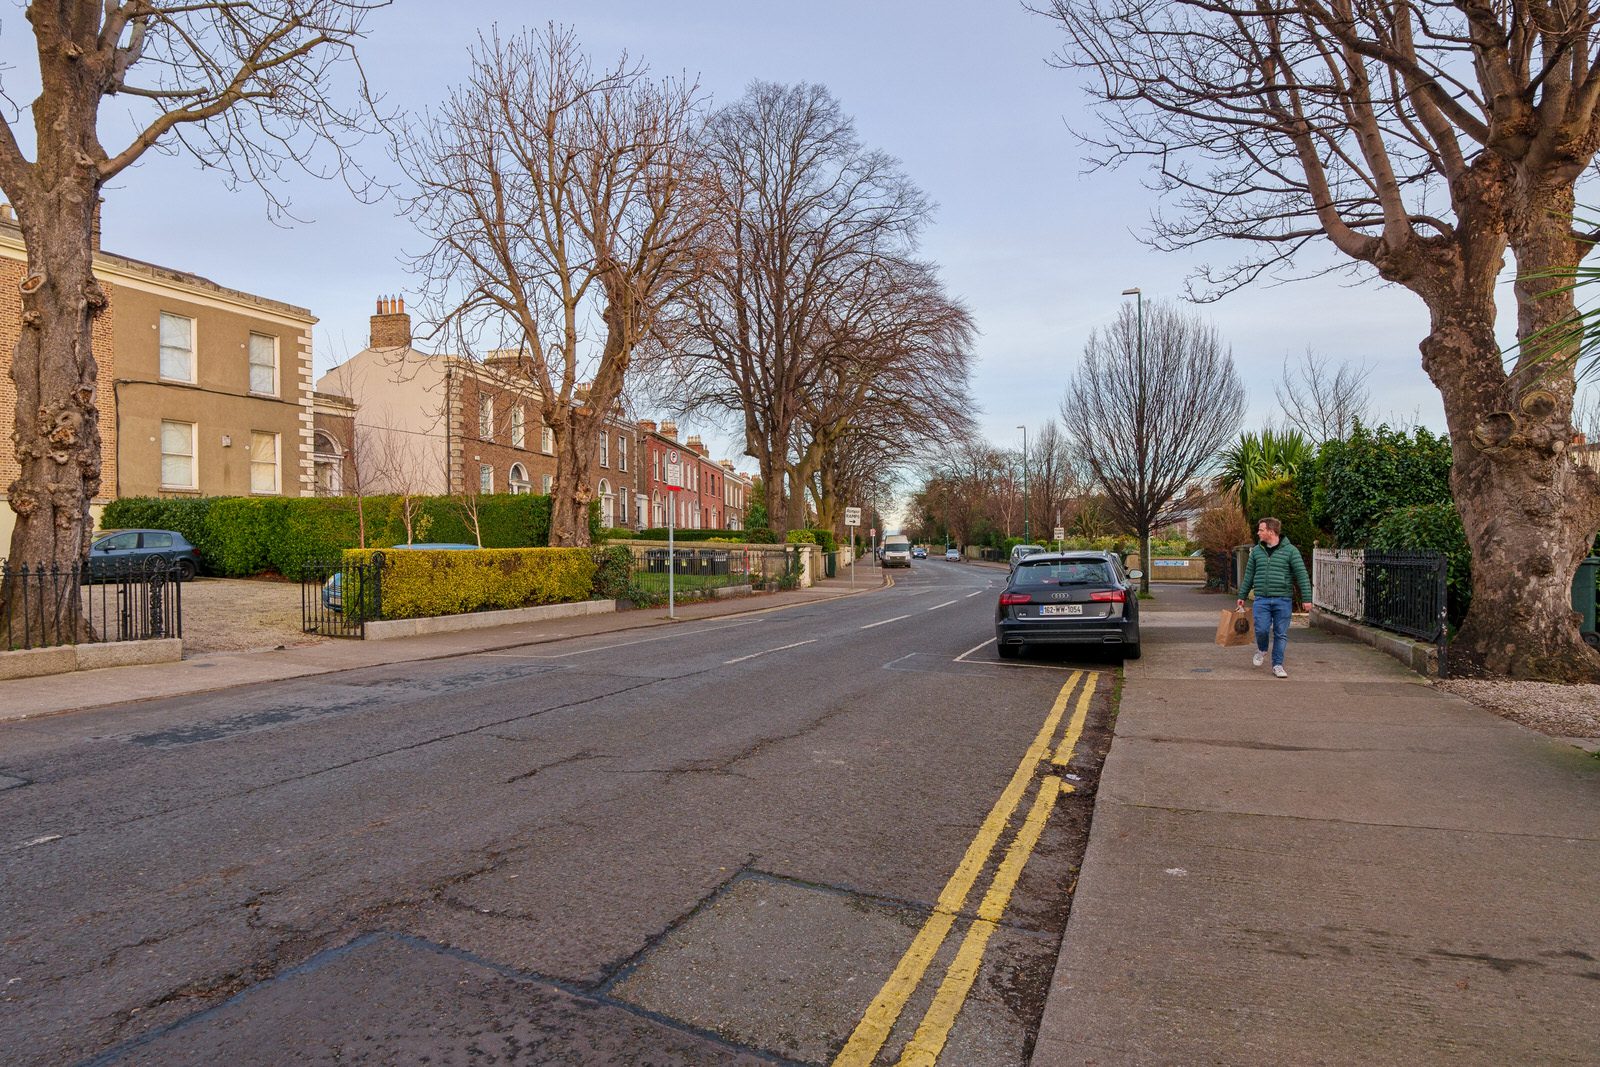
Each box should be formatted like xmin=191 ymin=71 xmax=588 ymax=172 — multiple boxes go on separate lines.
xmin=1128 ymin=569 xmax=1143 ymax=580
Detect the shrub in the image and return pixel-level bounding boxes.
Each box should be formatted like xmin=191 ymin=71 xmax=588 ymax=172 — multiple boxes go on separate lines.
xmin=1313 ymin=423 xmax=1453 ymax=545
xmin=352 ymin=546 xmax=596 ymax=620
xmin=786 ymin=529 xmax=817 ymax=545
xmin=589 ymin=545 xmax=633 ymax=601
xmin=1369 ymin=502 xmax=1471 ymax=626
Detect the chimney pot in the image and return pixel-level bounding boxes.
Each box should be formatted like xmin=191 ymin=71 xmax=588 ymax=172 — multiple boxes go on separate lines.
xmin=370 ymin=293 xmax=413 ymax=349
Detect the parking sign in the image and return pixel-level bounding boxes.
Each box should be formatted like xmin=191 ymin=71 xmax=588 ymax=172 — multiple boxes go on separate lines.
xmin=844 ymin=507 xmax=861 ymax=526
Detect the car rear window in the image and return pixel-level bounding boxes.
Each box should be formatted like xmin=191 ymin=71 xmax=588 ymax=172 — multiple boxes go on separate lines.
xmin=1014 ymin=560 xmax=1114 ymax=586
xmin=143 ymin=532 xmax=173 ymax=548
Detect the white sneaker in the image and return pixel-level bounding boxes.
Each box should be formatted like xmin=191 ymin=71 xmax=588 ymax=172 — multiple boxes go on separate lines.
xmin=1252 ymin=651 xmax=1266 ymax=668
xmin=1272 ymin=664 xmax=1288 ymax=678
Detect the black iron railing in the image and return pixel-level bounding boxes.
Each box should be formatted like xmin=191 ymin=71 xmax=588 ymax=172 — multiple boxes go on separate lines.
xmin=1362 ymin=550 xmax=1448 ymax=643
xmin=299 ymin=553 xmax=385 ymax=638
xmin=1 ymin=556 xmax=183 ymax=650
xmin=622 ymin=545 xmax=799 ymax=603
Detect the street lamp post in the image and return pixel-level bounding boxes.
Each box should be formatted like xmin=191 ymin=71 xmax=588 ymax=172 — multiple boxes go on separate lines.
xmin=1122 ymin=286 xmax=1149 ymax=593
xmin=1017 ymin=424 xmax=1029 ymax=545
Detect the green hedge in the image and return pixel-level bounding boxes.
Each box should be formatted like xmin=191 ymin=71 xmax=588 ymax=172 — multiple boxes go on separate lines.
xmin=350 ymin=546 xmax=596 ymax=620
xmin=102 ymin=493 xmax=563 ymax=577
xmin=1313 ymin=424 xmax=1453 ymax=545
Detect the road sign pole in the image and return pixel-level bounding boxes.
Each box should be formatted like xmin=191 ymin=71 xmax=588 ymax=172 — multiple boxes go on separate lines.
xmin=667 ymin=490 xmax=675 ymax=619
xmin=850 ymin=531 xmax=855 ymax=588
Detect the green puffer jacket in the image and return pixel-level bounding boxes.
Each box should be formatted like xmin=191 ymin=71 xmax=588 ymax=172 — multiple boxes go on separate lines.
xmin=1241 ymin=538 xmax=1312 ymax=600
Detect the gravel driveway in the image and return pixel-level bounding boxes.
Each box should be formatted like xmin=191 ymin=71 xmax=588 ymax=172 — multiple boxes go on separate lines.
xmin=179 ymin=577 xmax=328 ymax=655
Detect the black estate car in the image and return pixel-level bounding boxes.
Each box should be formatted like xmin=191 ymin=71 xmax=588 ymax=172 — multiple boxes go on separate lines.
xmin=994 ymin=551 xmax=1142 ymax=661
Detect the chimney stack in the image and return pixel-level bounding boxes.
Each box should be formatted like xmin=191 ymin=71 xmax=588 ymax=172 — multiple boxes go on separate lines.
xmin=638 ymin=419 xmax=657 ymax=434
xmin=686 ymin=434 xmax=706 ymax=455
xmin=370 ymin=294 xmax=413 ymax=349
xmin=660 ymin=420 xmax=678 ymax=441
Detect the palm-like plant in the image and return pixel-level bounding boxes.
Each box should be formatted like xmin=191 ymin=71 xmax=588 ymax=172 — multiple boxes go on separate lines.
xmin=1217 ymin=429 xmax=1314 ymax=512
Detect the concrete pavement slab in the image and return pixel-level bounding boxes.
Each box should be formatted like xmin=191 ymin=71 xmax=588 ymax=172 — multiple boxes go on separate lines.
xmin=1033 ymin=584 xmax=1600 ymax=1066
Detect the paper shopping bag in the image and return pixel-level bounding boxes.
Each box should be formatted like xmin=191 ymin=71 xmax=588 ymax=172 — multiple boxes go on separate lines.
xmin=1215 ymin=608 xmax=1254 ymax=647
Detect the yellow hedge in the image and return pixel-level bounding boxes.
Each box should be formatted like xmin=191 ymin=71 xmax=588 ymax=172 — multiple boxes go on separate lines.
xmin=346 ymin=547 xmax=598 ymax=620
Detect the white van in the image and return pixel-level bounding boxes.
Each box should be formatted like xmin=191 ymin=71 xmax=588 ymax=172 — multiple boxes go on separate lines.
xmin=881 ymin=535 xmax=912 ymax=568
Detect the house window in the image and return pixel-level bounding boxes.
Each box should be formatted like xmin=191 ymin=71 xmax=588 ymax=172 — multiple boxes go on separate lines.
xmin=509 ymin=462 xmax=530 ymax=494
xmin=478 ymin=395 xmax=494 ymax=441
xmin=599 ymin=433 xmax=609 ymax=468
xmin=541 ymin=427 xmax=554 ymax=454
xmin=542 ymin=474 xmax=553 ymax=494
xmin=653 ymin=492 xmax=663 ymax=526
xmin=250 ymin=431 xmax=280 ymax=494
xmin=617 ymin=490 xmax=628 ymax=525
xmin=160 ymin=420 xmax=196 ymax=489
xmin=248 ymin=333 xmax=278 ymax=396
xmin=479 ymin=464 xmax=494 ymax=493
xmin=313 ymin=430 xmax=342 ymax=495
xmin=159 ymin=312 xmax=195 ymax=382
xmin=654 ymin=452 xmax=661 ymax=480
xmin=511 ymin=405 xmax=525 ymax=449
xmin=617 ymin=435 xmax=627 ymax=472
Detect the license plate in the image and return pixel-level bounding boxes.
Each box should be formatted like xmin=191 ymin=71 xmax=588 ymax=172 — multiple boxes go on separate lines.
xmin=1039 ymin=604 xmax=1083 ymax=616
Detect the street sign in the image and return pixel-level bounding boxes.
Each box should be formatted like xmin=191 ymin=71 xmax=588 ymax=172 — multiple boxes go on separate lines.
xmin=1054 ymin=526 xmax=1065 ymax=541
xmin=844 ymin=506 xmax=861 ymax=526
xmin=665 ymin=448 xmax=683 ymax=491
xmin=870 ymin=528 xmax=876 ymax=538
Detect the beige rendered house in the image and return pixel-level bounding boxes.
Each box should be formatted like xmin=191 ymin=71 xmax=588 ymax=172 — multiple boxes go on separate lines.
xmin=0 ymin=208 xmax=316 ymax=549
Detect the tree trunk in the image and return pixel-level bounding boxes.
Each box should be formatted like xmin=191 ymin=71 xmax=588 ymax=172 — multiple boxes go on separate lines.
xmin=1421 ymin=291 xmax=1600 ymax=680
xmin=549 ymin=414 xmax=597 ymax=547
xmin=2 ymin=183 xmax=103 ymax=647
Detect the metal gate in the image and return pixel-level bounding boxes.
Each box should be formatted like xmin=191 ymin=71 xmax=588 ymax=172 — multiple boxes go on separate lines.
xmin=300 ymin=553 xmax=384 ymax=639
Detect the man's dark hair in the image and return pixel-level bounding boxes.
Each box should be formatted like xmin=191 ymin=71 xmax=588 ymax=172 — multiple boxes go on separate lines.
xmin=1259 ymin=517 xmax=1283 ymax=535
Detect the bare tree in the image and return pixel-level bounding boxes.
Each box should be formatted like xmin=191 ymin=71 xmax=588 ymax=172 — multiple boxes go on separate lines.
xmin=1026 ymin=420 xmax=1088 ymax=545
xmin=1274 ymin=349 xmax=1373 ymax=444
xmin=1034 ymin=0 xmax=1600 ymax=678
xmin=402 ymin=26 xmax=704 ymax=547
xmin=1060 ymin=300 xmax=1246 ymax=594
xmin=0 ymin=2 xmax=383 ymax=644
xmin=794 ymin=258 xmax=978 ymax=531
xmin=675 ymin=81 xmax=934 ymax=535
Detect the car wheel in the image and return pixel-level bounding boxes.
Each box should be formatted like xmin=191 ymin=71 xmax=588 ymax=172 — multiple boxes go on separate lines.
xmin=173 ymin=559 xmax=196 ymax=582
xmin=997 ymin=642 xmax=1020 ymax=659
xmin=1124 ymin=641 xmax=1141 ymax=661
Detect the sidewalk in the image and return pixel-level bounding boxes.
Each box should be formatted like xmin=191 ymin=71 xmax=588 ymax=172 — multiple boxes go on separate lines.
xmin=0 ymin=570 xmax=885 ymax=723
xmin=1032 ymin=583 xmax=1600 ymax=1065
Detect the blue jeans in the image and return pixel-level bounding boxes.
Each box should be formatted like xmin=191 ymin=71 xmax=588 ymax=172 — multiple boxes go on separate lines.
xmin=1253 ymin=596 xmax=1292 ymax=667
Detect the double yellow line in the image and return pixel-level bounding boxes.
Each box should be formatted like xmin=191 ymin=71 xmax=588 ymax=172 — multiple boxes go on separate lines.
xmin=834 ymin=670 xmax=1099 ymax=1067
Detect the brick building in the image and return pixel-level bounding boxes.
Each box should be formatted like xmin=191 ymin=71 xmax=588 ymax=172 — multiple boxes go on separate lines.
xmin=318 ymin=297 xmax=638 ymax=522
xmin=637 ymin=419 xmax=751 ymax=531
xmin=0 ymin=206 xmax=316 ymax=549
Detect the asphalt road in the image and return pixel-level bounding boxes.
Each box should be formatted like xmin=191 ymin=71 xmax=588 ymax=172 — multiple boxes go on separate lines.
xmin=1 ymin=561 xmax=1120 ymax=1066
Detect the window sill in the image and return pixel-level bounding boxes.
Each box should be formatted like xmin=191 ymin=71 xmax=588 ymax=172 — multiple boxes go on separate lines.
xmin=160 ymin=486 xmax=200 ymax=495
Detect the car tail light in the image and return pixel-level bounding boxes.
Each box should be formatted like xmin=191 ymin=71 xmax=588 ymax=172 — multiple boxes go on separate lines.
xmin=999 ymin=593 xmax=1032 ymax=605
xmin=1090 ymin=589 xmax=1125 ymax=602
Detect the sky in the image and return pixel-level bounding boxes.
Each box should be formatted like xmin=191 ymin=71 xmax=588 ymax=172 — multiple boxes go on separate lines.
xmin=1 ymin=0 xmax=1459 ymax=475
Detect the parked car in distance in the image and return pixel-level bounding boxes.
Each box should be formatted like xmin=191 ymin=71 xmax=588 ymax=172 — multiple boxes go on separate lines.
xmin=945 ymin=547 xmax=961 ymax=562
xmin=912 ymin=545 xmax=928 ymax=559
xmin=88 ymin=529 xmax=201 ymax=581
xmin=881 ymin=535 xmax=913 ymax=568
xmin=995 ymin=551 xmax=1143 ymax=661
xmin=1008 ymin=543 xmax=1046 ymax=570
xmin=322 ymin=543 xmax=479 ymax=611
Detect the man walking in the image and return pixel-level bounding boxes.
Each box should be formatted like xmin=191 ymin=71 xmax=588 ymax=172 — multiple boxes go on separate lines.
xmin=1236 ymin=517 xmax=1312 ymax=678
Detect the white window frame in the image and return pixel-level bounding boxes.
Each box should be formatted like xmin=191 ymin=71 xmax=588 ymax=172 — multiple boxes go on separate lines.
xmin=598 ymin=478 xmax=613 ymax=526
xmin=509 ymin=462 xmax=530 ymax=494
xmin=160 ymin=419 xmax=197 ymax=490
xmin=599 ymin=433 xmax=609 ymax=468
xmin=541 ymin=427 xmax=554 ymax=454
xmin=479 ymin=464 xmax=494 ymax=493
xmin=542 ymin=473 xmax=553 ymax=494
xmin=250 ymin=430 xmax=281 ymax=495
xmin=617 ymin=435 xmax=627 ymax=472
xmin=159 ymin=312 xmax=196 ymax=384
xmin=510 ymin=405 xmax=525 ymax=449
xmin=248 ymin=333 xmax=278 ymax=397
xmin=478 ymin=395 xmax=494 ymax=441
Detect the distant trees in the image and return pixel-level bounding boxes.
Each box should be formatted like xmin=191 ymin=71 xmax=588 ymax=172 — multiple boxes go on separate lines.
xmin=1060 ymin=300 xmax=1245 ymax=593
xmin=0 ymin=1 xmax=383 ymax=645
xmin=671 ymin=82 xmax=975 ymax=536
xmin=402 ymin=26 xmax=704 ymax=546
xmin=1274 ymin=351 xmax=1373 ymax=445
